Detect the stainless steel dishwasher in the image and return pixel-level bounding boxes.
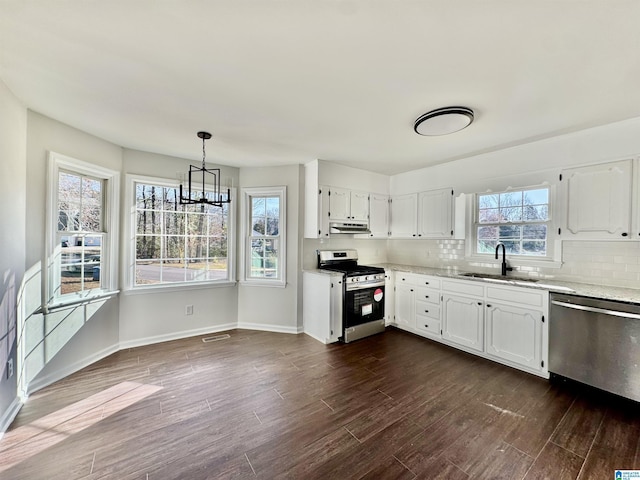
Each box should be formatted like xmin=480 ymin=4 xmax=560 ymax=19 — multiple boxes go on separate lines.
xmin=549 ymin=293 xmax=640 ymax=402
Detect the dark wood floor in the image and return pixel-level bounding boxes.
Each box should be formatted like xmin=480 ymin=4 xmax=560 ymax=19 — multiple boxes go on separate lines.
xmin=1 ymin=327 xmax=639 ymax=479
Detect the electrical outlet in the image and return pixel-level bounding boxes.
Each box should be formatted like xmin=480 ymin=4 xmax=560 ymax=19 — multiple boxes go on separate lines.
xmin=185 ymin=305 xmax=193 ymax=315
xmin=7 ymin=358 xmax=14 ymax=379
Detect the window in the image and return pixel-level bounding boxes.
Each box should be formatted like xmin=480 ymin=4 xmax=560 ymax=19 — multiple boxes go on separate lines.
xmin=131 ymin=178 xmax=232 ymax=287
xmin=47 ymin=152 xmax=119 ymax=301
xmin=476 ymin=187 xmax=550 ymax=256
xmin=241 ymin=187 xmax=286 ymax=286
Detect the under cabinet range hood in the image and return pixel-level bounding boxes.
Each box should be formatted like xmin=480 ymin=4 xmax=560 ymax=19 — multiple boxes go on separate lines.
xmin=329 ymin=221 xmax=371 ymax=234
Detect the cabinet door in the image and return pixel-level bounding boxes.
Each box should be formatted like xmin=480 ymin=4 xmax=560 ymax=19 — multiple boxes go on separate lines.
xmin=369 ymin=194 xmax=389 ymax=237
xmin=563 ymin=159 xmax=632 ymax=238
xmin=350 ymin=191 xmax=370 ymax=221
xmin=485 ymin=303 xmax=542 ymax=370
xmin=418 ymin=188 xmax=454 ymax=238
xmin=395 ymin=283 xmax=415 ymax=330
xmin=329 ymin=187 xmax=351 ymax=221
xmin=442 ymin=294 xmax=484 ymax=352
xmin=390 ymin=194 xmax=418 ymax=238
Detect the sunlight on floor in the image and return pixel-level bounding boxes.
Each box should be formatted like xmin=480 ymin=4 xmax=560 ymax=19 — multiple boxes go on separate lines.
xmin=0 ymin=381 xmax=162 ymax=472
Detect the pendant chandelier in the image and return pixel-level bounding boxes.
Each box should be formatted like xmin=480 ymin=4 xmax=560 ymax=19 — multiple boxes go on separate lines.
xmin=179 ymin=131 xmax=231 ymax=207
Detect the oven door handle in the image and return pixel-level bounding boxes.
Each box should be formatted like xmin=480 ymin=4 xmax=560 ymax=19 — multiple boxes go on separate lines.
xmin=551 ymin=300 xmax=640 ymax=320
xmin=346 ymin=281 xmax=385 ymax=291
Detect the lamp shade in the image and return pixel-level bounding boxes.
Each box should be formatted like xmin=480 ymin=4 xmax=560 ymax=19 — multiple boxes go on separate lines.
xmin=414 ymin=106 xmax=474 ymax=136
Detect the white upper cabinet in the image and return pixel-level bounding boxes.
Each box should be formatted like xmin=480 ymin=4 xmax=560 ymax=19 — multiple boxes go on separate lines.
xmin=328 ymin=187 xmax=369 ymax=221
xmin=390 ymin=193 xmax=418 ymax=238
xmin=418 ymin=188 xmax=454 ymax=238
xmin=369 ymin=193 xmax=390 ymax=237
xmin=390 ymin=188 xmax=454 ymax=238
xmin=562 ymin=159 xmax=632 ymax=238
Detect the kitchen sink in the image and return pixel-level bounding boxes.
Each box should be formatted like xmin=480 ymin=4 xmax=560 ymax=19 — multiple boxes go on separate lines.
xmin=459 ymin=272 xmax=539 ymax=283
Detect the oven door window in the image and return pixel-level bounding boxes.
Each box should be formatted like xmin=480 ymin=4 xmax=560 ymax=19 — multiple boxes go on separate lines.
xmin=345 ymin=287 xmax=385 ymax=327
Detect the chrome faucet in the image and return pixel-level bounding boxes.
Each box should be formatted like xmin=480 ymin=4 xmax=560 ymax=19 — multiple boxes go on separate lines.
xmin=495 ymin=242 xmax=513 ymax=276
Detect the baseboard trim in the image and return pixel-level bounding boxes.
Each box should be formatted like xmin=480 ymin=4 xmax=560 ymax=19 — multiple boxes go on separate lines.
xmin=119 ymin=323 xmax=237 ymax=350
xmin=0 ymin=397 xmax=23 ymax=438
xmin=27 ymin=343 xmax=120 ymax=396
xmin=237 ymin=322 xmax=302 ymax=335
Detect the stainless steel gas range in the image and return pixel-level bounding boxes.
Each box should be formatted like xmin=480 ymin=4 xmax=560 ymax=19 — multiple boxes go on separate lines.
xmin=317 ymin=249 xmax=386 ymax=342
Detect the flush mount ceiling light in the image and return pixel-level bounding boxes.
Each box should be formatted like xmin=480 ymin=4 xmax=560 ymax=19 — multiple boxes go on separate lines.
xmin=414 ymin=106 xmax=474 ymax=136
xmin=179 ymin=131 xmax=231 ymax=207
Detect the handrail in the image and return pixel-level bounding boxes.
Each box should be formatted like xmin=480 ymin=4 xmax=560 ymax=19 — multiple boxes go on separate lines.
xmin=34 ymin=290 xmax=119 ymax=315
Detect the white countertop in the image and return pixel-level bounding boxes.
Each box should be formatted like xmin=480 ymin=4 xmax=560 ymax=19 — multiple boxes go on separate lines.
xmin=377 ymin=263 xmax=640 ymax=305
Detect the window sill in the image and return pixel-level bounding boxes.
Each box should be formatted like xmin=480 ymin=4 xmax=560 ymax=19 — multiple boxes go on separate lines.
xmin=38 ymin=290 xmax=120 ymax=314
xmin=123 ymin=281 xmax=237 ymax=295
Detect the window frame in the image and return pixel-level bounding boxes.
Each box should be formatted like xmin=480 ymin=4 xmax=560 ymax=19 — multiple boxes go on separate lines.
xmin=470 ymin=184 xmax=560 ymax=265
xmin=125 ymin=174 xmax=236 ymax=292
xmin=46 ymin=152 xmax=120 ymax=306
xmin=240 ymin=186 xmax=287 ymax=287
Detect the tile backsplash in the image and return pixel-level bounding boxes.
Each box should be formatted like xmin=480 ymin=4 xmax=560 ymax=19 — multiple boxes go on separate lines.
xmin=304 ymin=237 xmax=640 ymax=288
xmin=387 ymin=239 xmax=640 ymax=288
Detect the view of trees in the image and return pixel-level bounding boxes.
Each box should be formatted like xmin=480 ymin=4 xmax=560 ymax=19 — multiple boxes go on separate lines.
xmin=477 ymin=188 xmax=549 ymax=256
xmin=135 ymin=183 xmax=228 ymax=285
xmin=250 ymin=196 xmax=280 ymax=278
xmin=57 ymin=171 xmax=103 ymax=294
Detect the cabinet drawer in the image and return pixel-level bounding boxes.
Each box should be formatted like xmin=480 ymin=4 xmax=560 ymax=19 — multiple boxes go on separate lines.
xmin=396 ymin=272 xmax=421 ymax=285
xmin=486 ymin=285 xmax=546 ymax=308
xmin=416 ymin=287 xmax=440 ymax=305
xmin=417 ymin=276 xmax=440 ymax=289
xmin=416 ymin=316 xmax=440 ymax=336
xmin=416 ymin=302 xmax=440 ymax=319
xmin=441 ymin=279 xmax=485 ymax=297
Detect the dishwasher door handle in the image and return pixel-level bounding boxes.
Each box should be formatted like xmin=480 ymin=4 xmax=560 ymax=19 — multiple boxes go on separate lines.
xmin=551 ymin=300 xmax=640 ymax=320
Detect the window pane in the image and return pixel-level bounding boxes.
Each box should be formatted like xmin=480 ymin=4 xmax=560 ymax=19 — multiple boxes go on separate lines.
xmin=500 ymin=207 xmax=522 ymax=222
xmin=186 ymin=212 xmax=207 ymax=236
xmin=81 ymin=205 xmax=101 ymax=231
xmin=523 ymin=240 xmax=547 ymax=255
xmin=164 ymin=212 xmax=185 ymax=235
xmin=499 ymin=225 xmax=521 ymax=239
xmin=478 ymin=194 xmax=498 ymax=209
xmin=479 ymin=208 xmax=500 ymax=223
xmin=523 ymin=189 xmax=548 ymax=205
xmin=59 ymin=234 xmax=102 ymax=295
xmin=136 ymin=236 xmax=161 ymax=259
xmin=478 ymin=225 xmax=498 ymax=239
xmin=163 ymin=187 xmax=180 ymax=211
xmin=135 ymin=260 xmax=162 ymax=285
xmin=502 ymin=240 xmax=520 ymax=254
xmin=499 ymin=191 xmax=522 ymax=207
xmin=523 ymin=224 xmax=547 ymax=239
xmin=523 ymin=205 xmax=548 ymax=221
xmin=136 ymin=210 xmax=162 ymax=235
xmin=251 ymin=238 xmax=279 ymax=278
xmin=477 ymin=239 xmax=498 ymax=254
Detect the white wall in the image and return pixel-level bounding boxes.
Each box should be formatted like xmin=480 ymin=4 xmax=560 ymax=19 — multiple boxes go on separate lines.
xmin=0 ymin=80 xmax=26 ymax=431
xmin=25 ymin=112 xmax=122 ymax=389
xmin=118 ymin=148 xmax=240 ymax=346
xmin=237 ymin=165 xmax=304 ymax=332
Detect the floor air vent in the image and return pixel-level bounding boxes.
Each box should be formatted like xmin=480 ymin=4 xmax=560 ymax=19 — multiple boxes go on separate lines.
xmin=202 ymin=334 xmax=231 ymax=343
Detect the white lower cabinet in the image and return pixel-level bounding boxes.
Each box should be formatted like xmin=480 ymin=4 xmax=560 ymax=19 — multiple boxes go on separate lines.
xmin=485 ymin=302 xmax=542 ymax=371
xmin=395 ymin=283 xmax=415 ymax=329
xmin=442 ymin=294 xmax=484 ymax=352
xmin=393 ymin=271 xmax=549 ymax=378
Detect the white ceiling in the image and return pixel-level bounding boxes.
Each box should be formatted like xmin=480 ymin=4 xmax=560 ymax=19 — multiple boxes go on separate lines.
xmin=2 ymin=1 xmax=640 ymax=175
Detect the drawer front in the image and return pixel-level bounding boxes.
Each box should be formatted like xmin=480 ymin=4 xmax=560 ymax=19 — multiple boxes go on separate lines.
xmin=416 ymin=301 xmax=440 ymax=320
xmin=416 ymin=287 xmax=440 ymax=305
xmin=486 ymin=285 xmax=546 ymax=308
xmin=415 ymin=315 xmax=441 ymax=336
xmin=417 ymin=275 xmax=441 ymax=289
xmin=396 ymin=272 xmax=421 ymax=285
xmin=441 ymin=279 xmax=485 ymax=297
